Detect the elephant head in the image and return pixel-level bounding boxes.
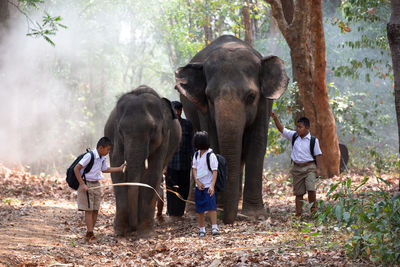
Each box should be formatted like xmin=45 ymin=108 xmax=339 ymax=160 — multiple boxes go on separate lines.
xmin=175 ymin=35 xmax=288 ymax=223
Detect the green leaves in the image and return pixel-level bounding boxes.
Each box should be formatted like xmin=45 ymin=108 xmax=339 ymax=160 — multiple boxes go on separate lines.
xmin=26 ymin=12 xmax=67 ymax=46
xmin=331 ymin=0 xmax=391 ymax=82
xmin=14 ymin=0 xmax=67 ymax=46
xmin=315 ymin=175 xmax=400 ymax=264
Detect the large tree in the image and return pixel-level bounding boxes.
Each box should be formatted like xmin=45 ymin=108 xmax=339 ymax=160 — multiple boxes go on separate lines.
xmin=388 ymin=0 xmax=400 ymax=155
xmin=0 ymin=1 xmax=10 ymax=30
xmin=267 ymin=0 xmax=340 ymax=177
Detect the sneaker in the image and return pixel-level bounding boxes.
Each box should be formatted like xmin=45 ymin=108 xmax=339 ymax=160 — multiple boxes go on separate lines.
xmin=199 ymin=231 xmax=206 ymax=237
xmin=211 ymin=228 xmax=220 ymax=236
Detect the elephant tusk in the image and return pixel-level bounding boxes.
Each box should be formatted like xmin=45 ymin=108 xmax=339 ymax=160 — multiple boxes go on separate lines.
xmin=145 ymin=158 xmax=148 ymax=169
xmin=122 ymin=160 xmax=127 ymax=173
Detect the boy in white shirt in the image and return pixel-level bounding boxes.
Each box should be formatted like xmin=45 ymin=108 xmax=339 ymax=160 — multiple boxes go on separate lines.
xmin=271 ymin=113 xmax=322 ymax=217
xmin=192 ymin=131 xmax=219 ymax=236
xmin=74 ymin=137 xmax=126 ymax=241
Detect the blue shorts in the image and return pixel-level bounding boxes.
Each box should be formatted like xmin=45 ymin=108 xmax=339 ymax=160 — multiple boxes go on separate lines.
xmin=195 ymin=187 xmax=217 ymax=213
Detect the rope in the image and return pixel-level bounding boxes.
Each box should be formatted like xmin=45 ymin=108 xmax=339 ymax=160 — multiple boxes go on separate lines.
xmin=166 ymin=187 xmax=250 ymax=218
xmin=88 ymin=182 xmax=250 ymax=218
xmin=88 ymin=182 xmax=164 ymax=203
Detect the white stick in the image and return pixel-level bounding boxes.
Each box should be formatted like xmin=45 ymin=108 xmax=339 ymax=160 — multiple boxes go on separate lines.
xmin=89 ymin=182 xmax=163 ymax=202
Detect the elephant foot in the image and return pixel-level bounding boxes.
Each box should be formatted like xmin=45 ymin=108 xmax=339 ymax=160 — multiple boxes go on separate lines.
xmin=114 ymin=226 xmax=135 ymax=237
xmin=137 ymin=218 xmax=154 ymax=237
xmin=114 ymin=228 xmax=128 ymax=237
xmin=156 ymin=214 xmax=165 ymax=224
xmin=137 ymin=229 xmax=155 ymax=239
xmin=241 ymin=206 xmax=268 ymax=221
xmin=114 ymin=222 xmax=136 ymax=237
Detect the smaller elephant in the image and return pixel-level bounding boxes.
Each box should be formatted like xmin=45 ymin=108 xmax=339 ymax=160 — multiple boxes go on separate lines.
xmin=104 ymin=85 xmax=181 ymax=236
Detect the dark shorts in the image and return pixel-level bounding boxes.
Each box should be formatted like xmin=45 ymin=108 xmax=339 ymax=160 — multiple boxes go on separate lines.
xmin=195 ymin=187 xmax=217 ymax=213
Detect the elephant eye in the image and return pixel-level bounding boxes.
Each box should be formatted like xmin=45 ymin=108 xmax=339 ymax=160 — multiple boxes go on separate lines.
xmin=245 ymin=92 xmax=256 ymax=105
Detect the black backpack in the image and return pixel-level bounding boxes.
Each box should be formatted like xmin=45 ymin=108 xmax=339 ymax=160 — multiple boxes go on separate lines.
xmin=195 ymin=151 xmax=228 ymax=192
xmin=292 ymin=133 xmax=316 ymax=162
xmin=66 ymin=150 xmax=94 ymax=190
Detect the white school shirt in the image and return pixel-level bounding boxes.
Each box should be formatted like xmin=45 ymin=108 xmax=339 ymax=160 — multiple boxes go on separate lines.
xmin=192 ymin=148 xmax=218 ymax=188
xmin=78 ymin=149 xmax=108 ymax=181
xmin=282 ymin=128 xmax=322 ymax=164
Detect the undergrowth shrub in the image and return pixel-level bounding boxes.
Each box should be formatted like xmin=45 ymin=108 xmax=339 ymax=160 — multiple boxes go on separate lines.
xmin=315 ymin=176 xmax=400 ymax=264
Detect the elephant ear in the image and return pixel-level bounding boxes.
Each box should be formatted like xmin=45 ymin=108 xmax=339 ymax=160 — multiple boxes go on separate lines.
xmin=161 ymin=97 xmax=178 ymax=120
xmin=175 ymin=63 xmax=207 ymax=114
xmin=260 ymin=56 xmax=289 ymax=100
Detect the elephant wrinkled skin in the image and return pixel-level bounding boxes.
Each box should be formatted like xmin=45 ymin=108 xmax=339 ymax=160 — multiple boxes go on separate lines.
xmin=175 ymin=35 xmax=288 ymax=224
xmin=104 ymin=85 xmax=181 ymax=236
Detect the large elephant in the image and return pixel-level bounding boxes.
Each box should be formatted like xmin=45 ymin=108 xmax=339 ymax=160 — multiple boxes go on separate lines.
xmin=175 ymin=35 xmax=288 ymax=224
xmin=104 ymin=85 xmax=181 ymax=236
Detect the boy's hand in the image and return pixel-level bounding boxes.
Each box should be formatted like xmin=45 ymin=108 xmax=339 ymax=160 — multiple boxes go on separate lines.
xmin=80 ymin=183 xmax=88 ymax=192
xmin=271 ymin=112 xmax=277 ymax=119
xmin=120 ymin=161 xmax=127 ymax=172
xmin=208 ymin=185 xmax=215 ymax=196
xmin=196 ymin=181 xmax=204 ymax=190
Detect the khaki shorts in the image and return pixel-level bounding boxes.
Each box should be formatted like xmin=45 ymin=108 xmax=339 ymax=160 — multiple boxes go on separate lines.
xmin=290 ymin=163 xmax=316 ymax=196
xmin=77 ymin=181 xmax=101 ymax=211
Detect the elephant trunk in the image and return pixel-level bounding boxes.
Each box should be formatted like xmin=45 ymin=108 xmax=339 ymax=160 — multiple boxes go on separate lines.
xmin=215 ymin=100 xmax=246 ymax=224
xmin=124 ymin=139 xmax=149 ymax=229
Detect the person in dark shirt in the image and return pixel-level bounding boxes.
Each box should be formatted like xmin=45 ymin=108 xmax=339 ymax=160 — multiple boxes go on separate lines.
xmin=166 ymin=101 xmax=194 ymax=217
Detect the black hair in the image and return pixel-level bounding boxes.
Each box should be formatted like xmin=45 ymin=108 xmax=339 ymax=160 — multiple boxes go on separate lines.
xmin=297 ymin=117 xmax=310 ymax=128
xmin=172 ymin=101 xmax=183 ymax=110
xmin=97 ymin=137 xmax=113 ymax=148
xmin=193 ymin=131 xmax=210 ymax=150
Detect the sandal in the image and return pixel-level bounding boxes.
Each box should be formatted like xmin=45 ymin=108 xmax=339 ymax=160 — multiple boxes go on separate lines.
xmin=199 ymin=231 xmax=206 ymax=237
xmin=212 ymin=228 xmax=220 ymax=236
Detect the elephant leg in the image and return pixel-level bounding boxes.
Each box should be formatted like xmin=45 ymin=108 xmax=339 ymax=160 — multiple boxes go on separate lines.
xmin=113 ymin=178 xmax=131 ymax=235
xmin=137 ymin=147 xmax=166 ymax=235
xmin=185 ymin=172 xmax=197 ymax=215
xmin=242 ymin=100 xmax=269 ymax=219
xmin=110 ymin=150 xmax=133 ymax=236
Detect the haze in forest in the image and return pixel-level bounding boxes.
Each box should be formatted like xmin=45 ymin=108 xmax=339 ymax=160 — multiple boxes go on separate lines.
xmin=0 ymin=1 xmax=396 ymax=174
xmin=0 ymin=1 xmax=172 ymax=173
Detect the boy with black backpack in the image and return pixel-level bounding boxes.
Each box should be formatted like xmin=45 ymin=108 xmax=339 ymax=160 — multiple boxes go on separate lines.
xmin=73 ymin=137 xmax=126 ymax=241
xmin=271 ymin=113 xmax=322 ymax=217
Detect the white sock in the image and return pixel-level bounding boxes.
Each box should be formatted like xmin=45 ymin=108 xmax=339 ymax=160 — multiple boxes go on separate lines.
xmin=212 ymin=224 xmax=218 ymax=230
xmin=200 ymin=227 xmax=205 ymax=232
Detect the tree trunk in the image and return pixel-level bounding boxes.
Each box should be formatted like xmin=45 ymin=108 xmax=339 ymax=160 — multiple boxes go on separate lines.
xmin=203 ymin=16 xmax=212 ymax=45
xmin=251 ymin=0 xmax=259 ymax=40
xmin=267 ymin=0 xmax=340 ymax=177
xmin=387 ymin=0 xmax=400 ymax=156
xmin=310 ymin=0 xmax=340 ymax=178
xmin=242 ymin=0 xmax=253 ymax=46
xmin=0 ymin=0 xmax=10 ymax=32
xmin=281 ymin=0 xmax=294 ymax=24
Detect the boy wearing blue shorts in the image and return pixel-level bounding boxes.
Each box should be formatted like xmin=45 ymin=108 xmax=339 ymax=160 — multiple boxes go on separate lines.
xmin=192 ymin=131 xmax=219 ymax=236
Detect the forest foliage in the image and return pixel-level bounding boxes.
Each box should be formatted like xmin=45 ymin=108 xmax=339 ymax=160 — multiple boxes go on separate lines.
xmin=1 ymin=0 xmax=399 ymax=265
xmin=3 ymin=0 xmax=394 ymax=174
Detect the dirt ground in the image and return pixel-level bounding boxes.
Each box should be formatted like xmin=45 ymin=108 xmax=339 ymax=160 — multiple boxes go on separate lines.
xmin=0 ymin=164 xmax=396 ymax=266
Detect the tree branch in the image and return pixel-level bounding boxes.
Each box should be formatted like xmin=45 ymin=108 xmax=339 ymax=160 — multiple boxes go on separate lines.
xmin=266 ymin=0 xmax=290 ymax=40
